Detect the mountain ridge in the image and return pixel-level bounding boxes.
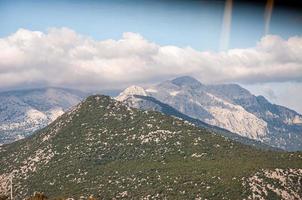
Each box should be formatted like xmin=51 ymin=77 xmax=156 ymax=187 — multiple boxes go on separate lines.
xmin=116 ymin=76 xmax=302 ymax=151
xmin=119 ymin=94 xmax=281 ymax=151
xmin=1 ymin=94 xmax=301 ymax=199
xmin=0 ymin=87 xmax=87 ymax=144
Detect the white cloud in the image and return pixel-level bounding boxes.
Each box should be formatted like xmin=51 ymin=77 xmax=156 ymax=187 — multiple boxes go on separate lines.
xmin=0 ymin=27 xmax=302 ymax=90
xmin=245 ymin=82 xmax=302 ymax=114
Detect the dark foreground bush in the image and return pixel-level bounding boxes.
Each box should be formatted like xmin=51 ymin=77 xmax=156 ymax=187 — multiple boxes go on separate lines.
xmin=26 ymin=192 xmax=48 ymax=200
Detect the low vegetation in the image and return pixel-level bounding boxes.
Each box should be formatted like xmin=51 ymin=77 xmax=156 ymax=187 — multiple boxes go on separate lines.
xmin=0 ymin=95 xmax=301 ymax=199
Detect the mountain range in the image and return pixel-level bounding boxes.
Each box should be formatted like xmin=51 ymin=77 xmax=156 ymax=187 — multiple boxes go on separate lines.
xmin=0 ymin=95 xmax=301 ymax=199
xmin=0 ymin=88 xmax=86 ymax=145
xmin=1 ymin=76 xmax=301 ymax=152
xmin=116 ymin=76 xmax=302 ymax=151
xmin=117 ymin=94 xmax=281 ymax=151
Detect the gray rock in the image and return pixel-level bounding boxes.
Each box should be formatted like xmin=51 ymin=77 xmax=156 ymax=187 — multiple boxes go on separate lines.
xmin=117 ymin=76 xmax=302 ymax=151
xmin=0 ymin=87 xmax=86 ymax=144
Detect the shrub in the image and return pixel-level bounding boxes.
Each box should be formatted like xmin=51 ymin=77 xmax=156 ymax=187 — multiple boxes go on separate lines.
xmin=26 ymin=192 xmax=48 ymax=200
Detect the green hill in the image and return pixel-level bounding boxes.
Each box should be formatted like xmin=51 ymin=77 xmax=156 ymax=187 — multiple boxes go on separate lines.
xmin=0 ymin=95 xmax=301 ymax=199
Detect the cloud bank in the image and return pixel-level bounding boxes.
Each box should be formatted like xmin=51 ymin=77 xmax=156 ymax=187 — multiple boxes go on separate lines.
xmin=0 ymin=28 xmax=302 ymax=90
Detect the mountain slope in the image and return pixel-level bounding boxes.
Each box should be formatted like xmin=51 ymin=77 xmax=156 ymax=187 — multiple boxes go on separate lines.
xmin=118 ymin=94 xmax=279 ymax=151
xmin=206 ymin=83 xmax=302 ymax=150
xmin=117 ymin=76 xmax=302 ymax=151
xmin=0 ymin=95 xmax=301 ymax=199
xmin=146 ymin=77 xmax=269 ymax=140
xmin=0 ymin=87 xmax=86 ymax=144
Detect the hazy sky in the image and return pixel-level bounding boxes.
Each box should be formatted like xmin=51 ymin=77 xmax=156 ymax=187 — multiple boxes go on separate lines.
xmin=0 ymin=0 xmax=301 ymax=113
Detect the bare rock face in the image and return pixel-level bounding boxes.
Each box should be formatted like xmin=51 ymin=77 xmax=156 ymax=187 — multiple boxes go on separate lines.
xmin=117 ymin=76 xmax=302 ymax=151
xmin=0 ymin=87 xmax=86 ymax=145
xmin=115 ymin=85 xmax=147 ymax=102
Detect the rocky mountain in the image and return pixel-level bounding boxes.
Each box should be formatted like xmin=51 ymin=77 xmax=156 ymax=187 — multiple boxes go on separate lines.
xmin=116 ymin=76 xmax=302 ymax=151
xmin=0 ymin=87 xmax=86 ymax=145
xmin=0 ymin=95 xmax=301 ymax=199
xmin=117 ymin=94 xmax=279 ymax=151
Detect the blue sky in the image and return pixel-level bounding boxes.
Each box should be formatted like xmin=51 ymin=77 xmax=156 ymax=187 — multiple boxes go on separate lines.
xmin=1 ymin=0 xmax=301 ymax=51
xmin=0 ymin=0 xmax=302 ymax=113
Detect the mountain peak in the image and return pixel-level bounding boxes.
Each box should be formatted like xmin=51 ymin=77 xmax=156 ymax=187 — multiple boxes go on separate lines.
xmin=116 ymin=85 xmax=147 ymax=101
xmin=171 ymin=76 xmax=203 ymax=88
xmin=1 ymin=91 xmax=302 ymax=199
xmin=206 ymin=83 xmax=252 ymax=100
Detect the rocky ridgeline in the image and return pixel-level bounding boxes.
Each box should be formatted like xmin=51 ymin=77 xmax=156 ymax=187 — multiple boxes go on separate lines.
xmin=0 ymin=87 xmax=86 ymax=144
xmin=0 ymin=95 xmax=301 ymax=199
xmin=116 ymin=76 xmax=302 ymax=151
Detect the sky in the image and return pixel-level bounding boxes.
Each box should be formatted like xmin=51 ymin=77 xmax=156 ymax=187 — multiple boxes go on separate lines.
xmin=0 ymin=0 xmax=302 ymax=113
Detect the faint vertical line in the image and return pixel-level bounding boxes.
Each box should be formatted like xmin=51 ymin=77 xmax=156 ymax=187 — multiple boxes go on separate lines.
xmin=220 ymin=0 xmax=233 ymax=51
xmin=264 ymin=0 xmax=274 ymax=35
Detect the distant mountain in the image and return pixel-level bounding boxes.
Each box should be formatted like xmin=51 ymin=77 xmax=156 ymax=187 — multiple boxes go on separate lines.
xmin=117 ymin=93 xmax=279 ymax=151
xmin=0 ymin=87 xmax=86 ymax=144
xmin=116 ymin=76 xmax=302 ymax=151
xmin=0 ymin=95 xmax=301 ymax=199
